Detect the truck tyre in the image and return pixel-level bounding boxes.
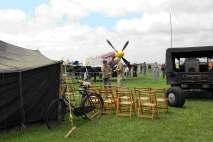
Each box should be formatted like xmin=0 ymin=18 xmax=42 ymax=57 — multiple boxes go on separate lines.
xmin=166 ymin=87 xmax=185 ymax=107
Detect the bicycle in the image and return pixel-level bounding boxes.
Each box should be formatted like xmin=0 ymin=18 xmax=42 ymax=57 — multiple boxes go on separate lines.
xmin=45 ymin=79 xmax=104 ymax=129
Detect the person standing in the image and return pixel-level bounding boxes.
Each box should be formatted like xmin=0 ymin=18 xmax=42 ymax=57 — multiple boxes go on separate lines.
xmin=161 ymin=64 xmax=166 ymax=79
xmin=153 ymin=62 xmax=159 ymax=80
xmin=101 ymin=60 xmax=112 ymax=85
xmin=124 ymin=66 xmax=129 ymax=78
xmin=133 ymin=64 xmax=137 ymax=77
xmin=114 ymin=58 xmax=124 ymax=86
xmin=142 ymin=62 xmax=147 ymax=76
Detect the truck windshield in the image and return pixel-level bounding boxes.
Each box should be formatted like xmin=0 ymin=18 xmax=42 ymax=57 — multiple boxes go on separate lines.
xmin=174 ymin=57 xmax=213 ymax=72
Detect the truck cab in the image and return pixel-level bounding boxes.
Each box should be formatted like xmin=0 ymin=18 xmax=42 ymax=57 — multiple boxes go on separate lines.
xmin=165 ymin=46 xmax=213 ymax=107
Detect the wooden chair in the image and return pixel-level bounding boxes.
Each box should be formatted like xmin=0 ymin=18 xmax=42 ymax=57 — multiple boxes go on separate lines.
xmin=134 ymin=88 xmax=150 ymax=102
xmin=61 ymin=77 xmax=76 ymax=103
xmin=134 ymin=88 xmax=151 ymax=116
xmin=116 ymin=88 xmax=134 ymax=119
xmin=116 ymin=86 xmax=132 ymax=106
xmin=153 ymin=88 xmax=168 ymax=112
xmin=138 ymin=91 xmax=159 ymax=120
xmin=88 ymin=85 xmax=101 ymax=94
xmin=99 ymin=85 xmax=117 ymax=114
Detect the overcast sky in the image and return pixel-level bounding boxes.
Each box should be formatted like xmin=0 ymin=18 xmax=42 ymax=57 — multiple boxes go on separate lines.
xmin=0 ymin=0 xmax=213 ymax=63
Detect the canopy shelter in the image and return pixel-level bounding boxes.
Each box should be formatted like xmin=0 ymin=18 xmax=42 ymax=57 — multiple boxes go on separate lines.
xmin=0 ymin=40 xmax=62 ymax=129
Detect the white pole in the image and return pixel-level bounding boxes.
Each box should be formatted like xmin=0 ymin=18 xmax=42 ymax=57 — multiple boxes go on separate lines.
xmin=170 ymin=13 xmax=173 ymax=48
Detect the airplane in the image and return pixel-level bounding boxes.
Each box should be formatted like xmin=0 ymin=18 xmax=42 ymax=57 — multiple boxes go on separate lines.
xmin=106 ymin=40 xmax=131 ymax=69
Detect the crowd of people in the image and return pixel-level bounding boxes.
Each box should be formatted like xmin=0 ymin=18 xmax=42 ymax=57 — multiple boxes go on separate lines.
xmin=100 ymin=58 xmax=166 ymax=86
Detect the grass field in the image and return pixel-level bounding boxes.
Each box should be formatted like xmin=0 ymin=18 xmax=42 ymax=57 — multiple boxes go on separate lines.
xmin=1 ymin=74 xmax=213 ymax=142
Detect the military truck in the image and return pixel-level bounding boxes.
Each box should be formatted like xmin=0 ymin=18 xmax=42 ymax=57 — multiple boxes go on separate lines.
xmin=165 ymin=46 xmax=213 ymax=107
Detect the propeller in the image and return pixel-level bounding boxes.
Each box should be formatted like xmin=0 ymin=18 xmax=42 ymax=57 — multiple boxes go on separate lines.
xmin=122 ymin=41 xmax=129 ymax=51
xmin=106 ymin=40 xmax=117 ymax=52
xmin=106 ymin=39 xmax=131 ymax=69
xmin=122 ymin=57 xmax=131 ymax=69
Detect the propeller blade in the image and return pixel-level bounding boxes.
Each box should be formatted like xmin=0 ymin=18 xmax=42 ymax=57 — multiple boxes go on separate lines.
xmin=106 ymin=40 xmax=117 ymax=52
xmin=122 ymin=57 xmax=131 ymax=69
xmin=122 ymin=41 xmax=129 ymax=51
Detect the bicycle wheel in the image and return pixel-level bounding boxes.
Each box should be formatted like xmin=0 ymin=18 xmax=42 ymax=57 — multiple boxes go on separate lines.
xmin=80 ymin=92 xmax=104 ymax=120
xmin=46 ymin=98 xmax=66 ymax=129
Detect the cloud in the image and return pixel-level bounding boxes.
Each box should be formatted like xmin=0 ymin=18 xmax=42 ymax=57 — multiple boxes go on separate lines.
xmin=0 ymin=0 xmax=213 ymax=64
xmin=115 ymin=12 xmax=170 ymax=34
xmin=0 ymin=9 xmax=27 ymax=33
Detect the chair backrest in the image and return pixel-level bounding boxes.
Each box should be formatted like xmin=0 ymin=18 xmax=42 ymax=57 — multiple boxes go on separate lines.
xmin=115 ymin=86 xmax=128 ymax=94
xmin=88 ymin=85 xmax=101 ymax=94
xmin=152 ymin=88 xmax=166 ymax=97
xmin=96 ymin=85 xmax=116 ymax=100
xmin=60 ymin=83 xmax=67 ymax=97
xmin=116 ymin=89 xmax=133 ymax=102
xmin=103 ymin=85 xmax=116 ymax=94
xmin=149 ymin=91 xmax=157 ymax=105
xmin=134 ymin=88 xmax=151 ymax=98
xmin=116 ymin=86 xmax=129 ymax=90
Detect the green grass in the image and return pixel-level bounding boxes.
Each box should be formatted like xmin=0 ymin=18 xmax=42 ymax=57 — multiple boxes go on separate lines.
xmin=1 ymin=74 xmax=213 ymax=142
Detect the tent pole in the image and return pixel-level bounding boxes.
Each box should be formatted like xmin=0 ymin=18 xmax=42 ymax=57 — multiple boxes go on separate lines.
xmin=18 ymin=72 xmax=26 ymax=128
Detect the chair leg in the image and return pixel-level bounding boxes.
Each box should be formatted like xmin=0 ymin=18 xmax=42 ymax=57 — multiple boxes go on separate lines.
xmin=138 ymin=101 xmax=142 ymax=117
xmin=141 ymin=105 xmax=144 ymax=116
xmin=151 ymin=107 xmax=154 ymax=120
xmin=116 ymin=102 xmax=119 ymax=117
xmin=156 ymin=107 xmax=159 ymax=118
xmin=137 ymin=107 xmax=140 ymax=117
xmin=110 ymin=103 xmax=113 ymax=114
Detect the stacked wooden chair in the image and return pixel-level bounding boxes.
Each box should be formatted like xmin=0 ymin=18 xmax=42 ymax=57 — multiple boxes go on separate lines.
xmin=99 ymin=85 xmax=117 ymax=114
xmin=134 ymin=88 xmax=150 ymax=106
xmin=134 ymin=88 xmax=150 ymax=115
xmin=136 ymin=88 xmax=159 ymax=120
xmin=88 ymin=85 xmax=101 ymax=94
xmin=61 ymin=77 xmax=76 ymax=103
xmin=88 ymin=85 xmax=167 ymax=120
xmin=152 ymin=88 xmax=168 ymax=112
xmin=116 ymin=87 xmax=134 ymax=119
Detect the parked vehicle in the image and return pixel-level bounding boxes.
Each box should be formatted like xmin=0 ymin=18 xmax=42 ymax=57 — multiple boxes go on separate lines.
xmin=165 ymin=46 xmax=213 ymax=107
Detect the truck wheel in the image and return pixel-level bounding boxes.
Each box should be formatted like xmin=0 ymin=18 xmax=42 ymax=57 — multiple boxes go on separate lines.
xmin=166 ymin=87 xmax=185 ymax=107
